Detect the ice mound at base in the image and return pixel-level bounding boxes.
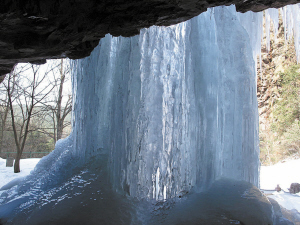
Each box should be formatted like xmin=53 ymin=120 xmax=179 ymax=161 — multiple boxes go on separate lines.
xmin=0 ymin=151 xmax=288 ymax=225
xmin=0 ymin=4 xmax=299 ymax=225
xmin=0 ymin=139 xmax=283 ymax=224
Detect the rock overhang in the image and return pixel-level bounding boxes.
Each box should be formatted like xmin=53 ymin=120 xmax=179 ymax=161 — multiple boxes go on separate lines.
xmin=0 ymin=0 xmax=299 ymax=80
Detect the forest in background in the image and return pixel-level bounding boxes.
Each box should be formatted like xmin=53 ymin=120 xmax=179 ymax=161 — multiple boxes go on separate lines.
xmin=0 ymin=60 xmax=72 ymax=172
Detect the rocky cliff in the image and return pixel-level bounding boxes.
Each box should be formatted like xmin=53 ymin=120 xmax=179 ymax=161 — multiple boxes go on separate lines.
xmin=258 ymin=12 xmax=298 ymax=164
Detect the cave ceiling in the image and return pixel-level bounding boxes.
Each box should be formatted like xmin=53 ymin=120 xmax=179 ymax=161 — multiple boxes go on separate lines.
xmin=0 ymin=0 xmax=299 ymax=80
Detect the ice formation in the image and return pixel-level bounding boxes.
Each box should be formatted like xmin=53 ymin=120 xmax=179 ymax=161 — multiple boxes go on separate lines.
xmin=71 ymin=5 xmax=261 ymax=200
xmin=265 ymin=4 xmax=300 ymax=62
xmin=1 ymin=4 xmax=300 ymax=225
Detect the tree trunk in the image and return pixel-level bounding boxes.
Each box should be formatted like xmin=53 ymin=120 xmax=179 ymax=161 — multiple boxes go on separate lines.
xmin=14 ymin=152 xmax=21 ymax=173
xmin=57 ymin=122 xmax=63 ymax=140
xmin=0 ymin=99 xmax=9 ymax=153
xmin=56 ymin=59 xmax=65 ymax=141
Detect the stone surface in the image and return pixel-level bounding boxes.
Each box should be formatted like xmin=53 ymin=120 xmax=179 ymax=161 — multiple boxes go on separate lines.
xmin=0 ymin=0 xmax=299 ymax=79
xmin=289 ymin=183 xmax=300 ymax=194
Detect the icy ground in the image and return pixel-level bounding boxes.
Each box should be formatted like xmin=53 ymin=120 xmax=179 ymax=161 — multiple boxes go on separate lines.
xmin=0 ymin=157 xmax=300 ymax=224
xmin=1 ymin=157 xmax=300 ymax=212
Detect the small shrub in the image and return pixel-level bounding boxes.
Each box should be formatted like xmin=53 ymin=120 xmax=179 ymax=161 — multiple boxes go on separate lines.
xmin=272 ymin=65 xmax=300 ymax=135
xmin=261 ymin=65 xmax=300 ymax=165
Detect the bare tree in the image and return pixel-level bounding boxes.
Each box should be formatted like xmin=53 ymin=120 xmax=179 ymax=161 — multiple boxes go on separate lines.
xmin=0 ymin=93 xmax=9 ymax=153
xmin=37 ymin=59 xmax=72 ymax=143
xmin=54 ymin=59 xmax=72 ymax=142
xmin=4 ymin=64 xmax=57 ymax=173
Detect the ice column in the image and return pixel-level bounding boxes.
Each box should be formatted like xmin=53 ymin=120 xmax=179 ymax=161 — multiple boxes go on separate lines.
xmin=72 ymin=6 xmax=261 ymax=200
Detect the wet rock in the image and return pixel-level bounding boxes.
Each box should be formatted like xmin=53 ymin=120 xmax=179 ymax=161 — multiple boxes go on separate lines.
xmin=275 ymin=184 xmax=282 ymax=192
xmin=289 ymin=183 xmax=300 ymax=194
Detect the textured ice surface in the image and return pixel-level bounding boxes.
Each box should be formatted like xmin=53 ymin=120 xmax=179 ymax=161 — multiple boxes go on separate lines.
xmin=0 ymin=4 xmax=299 ymax=225
xmin=71 ymin=6 xmax=260 ymax=200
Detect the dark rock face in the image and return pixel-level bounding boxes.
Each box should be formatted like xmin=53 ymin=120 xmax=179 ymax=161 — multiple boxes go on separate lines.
xmin=0 ymin=0 xmax=299 ymax=79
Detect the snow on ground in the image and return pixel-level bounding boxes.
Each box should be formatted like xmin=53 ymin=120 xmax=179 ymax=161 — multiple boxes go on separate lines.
xmin=260 ymin=158 xmax=300 ymax=212
xmin=0 ymin=157 xmax=40 ymax=189
xmin=260 ymin=158 xmax=300 ymax=191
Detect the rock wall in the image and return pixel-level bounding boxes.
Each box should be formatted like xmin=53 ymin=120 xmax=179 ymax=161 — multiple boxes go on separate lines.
xmin=257 ymin=11 xmax=298 ymax=164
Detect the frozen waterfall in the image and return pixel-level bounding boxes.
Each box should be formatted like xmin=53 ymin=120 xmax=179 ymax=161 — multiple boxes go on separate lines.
xmin=72 ymin=5 xmax=260 ymax=200
xmin=1 ymin=4 xmax=300 ymax=225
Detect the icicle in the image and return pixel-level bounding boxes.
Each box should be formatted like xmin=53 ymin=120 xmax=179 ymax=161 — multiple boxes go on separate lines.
xmin=278 ymin=4 xmax=300 ymax=62
xmin=282 ymin=7 xmax=287 ymax=40
xmin=260 ymin=52 xmax=262 ymax=81
xmin=266 ymin=8 xmax=279 ymax=36
xmin=260 ymin=4 xmax=300 ymax=65
xmin=290 ymin=4 xmax=300 ymax=62
xmin=265 ymin=11 xmax=271 ymax=51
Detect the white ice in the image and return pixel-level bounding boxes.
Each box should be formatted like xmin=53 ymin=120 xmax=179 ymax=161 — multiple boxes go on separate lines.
xmin=71 ymin=5 xmax=261 ymax=200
